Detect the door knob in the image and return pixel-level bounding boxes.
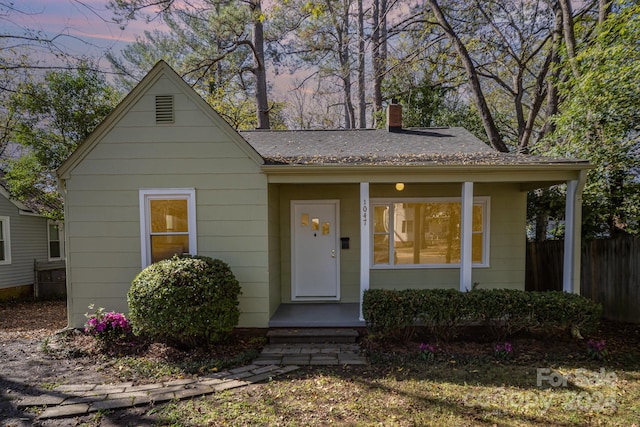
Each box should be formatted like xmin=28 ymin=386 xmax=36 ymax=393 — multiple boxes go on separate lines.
xmin=331 ymin=250 xmax=336 ymax=258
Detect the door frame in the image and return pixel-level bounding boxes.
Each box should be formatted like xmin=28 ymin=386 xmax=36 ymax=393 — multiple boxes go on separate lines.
xmin=290 ymin=200 xmax=340 ymax=301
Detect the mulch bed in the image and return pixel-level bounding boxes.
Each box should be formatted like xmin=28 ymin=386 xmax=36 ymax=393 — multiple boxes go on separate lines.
xmin=2 ymin=298 xmax=639 ymax=375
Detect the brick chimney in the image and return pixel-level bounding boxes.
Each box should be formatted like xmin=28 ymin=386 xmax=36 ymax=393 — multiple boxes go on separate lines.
xmin=386 ymin=102 xmax=402 ymax=132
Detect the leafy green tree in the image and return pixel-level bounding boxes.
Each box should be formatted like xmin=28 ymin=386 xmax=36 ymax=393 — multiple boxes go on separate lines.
xmin=4 ymin=64 xmax=120 ymax=218
xmin=383 ymin=73 xmax=445 ymax=128
xmin=539 ymin=2 xmax=640 ymax=237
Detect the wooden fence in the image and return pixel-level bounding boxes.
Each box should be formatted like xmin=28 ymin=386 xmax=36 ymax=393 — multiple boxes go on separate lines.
xmin=526 ymin=235 xmax=640 ymax=323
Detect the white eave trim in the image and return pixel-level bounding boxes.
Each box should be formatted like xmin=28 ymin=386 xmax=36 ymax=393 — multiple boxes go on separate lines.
xmin=18 ymin=210 xmax=46 ymax=217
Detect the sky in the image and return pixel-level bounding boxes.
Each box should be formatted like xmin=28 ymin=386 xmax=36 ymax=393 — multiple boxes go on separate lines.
xmin=5 ymin=0 xmax=164 ymax=66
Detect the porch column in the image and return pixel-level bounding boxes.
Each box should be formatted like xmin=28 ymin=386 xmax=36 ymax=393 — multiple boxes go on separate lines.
xmin=359 ymin=182 xmax=370 ymax=321
xmin=563 ymin=171 xmax=587 ymax=294
xmin=460 ymin=181 xmax=474 ymax=292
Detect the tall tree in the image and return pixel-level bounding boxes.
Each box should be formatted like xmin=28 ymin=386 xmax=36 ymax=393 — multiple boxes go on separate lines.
xmin=357 ymin=0 xmax=366 ymax=128
xmin=425 ymin=0 xmax=509 ymax=152
xmin=540 ymin=2 xmax=640 ymax=237
xmin=420 ymin=0 xmax=603 ymax=153
xmin=1 ymin=2 xmax=114 ymax=160
xmin=371 ymin=0 xmax=389 ymax=127
xmin=108 ymin=0 xmax=272 ymax=129
xmin=4 ymin=64 xmax=120 ymax=217
xmin=276 ymin=0 xmax=358 ymax=128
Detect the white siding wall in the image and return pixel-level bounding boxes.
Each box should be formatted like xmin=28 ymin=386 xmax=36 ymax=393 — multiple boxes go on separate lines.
xmin=0 ymin=197 xmax=48 ymax=289
xmin=65 ymin=74 xmax=269 ymax=328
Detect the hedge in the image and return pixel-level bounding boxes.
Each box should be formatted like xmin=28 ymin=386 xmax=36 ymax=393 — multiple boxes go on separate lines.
xmin=362 ymin=288 xmax=602 ymax=341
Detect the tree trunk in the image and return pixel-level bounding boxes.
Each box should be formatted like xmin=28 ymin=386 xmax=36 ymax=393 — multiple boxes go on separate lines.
xmin=535 ymin=212 xmax=548 ymax=242
xmin=519 ymin=50 xmax=552 ymax=153
xmin=558 ymin=0 xmax=580 ymax=79
xmin=251 ymin=0 xmax=270 ymax=129
xmin=380 ymin=0 xmax=387 ymax=72
xmin=608 ymin=168 xmax=625 ymax=236
xmin=537 ymin=3 xmax=563 ymax=143
xmin=426 ymin=0 xmax=509 ymax=153
xmin=338 ymin=1 xmax=354 ymax=129
xmin=357 ymin=0 xmax=366 ymax=128
xmin=371 ymin=0 xmax=383 ymax=125
xmin=598 ymin=0 xmax=611 ymax=25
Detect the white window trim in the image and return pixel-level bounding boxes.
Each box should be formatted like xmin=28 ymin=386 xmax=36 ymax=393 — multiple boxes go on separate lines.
xmin=139 ymin=188 xmax=197 ymax=269
xmin=0 ymin=216 xmax=10 ymax=265
xmin=370 ymin=196 xmax=490 ymax=269
xmin=47 ymin=220 xmax=65 ymax=261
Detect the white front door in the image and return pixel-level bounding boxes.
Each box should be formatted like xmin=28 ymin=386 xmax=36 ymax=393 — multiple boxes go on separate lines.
xmin=291 ymin=200 xmax=340 ymax=300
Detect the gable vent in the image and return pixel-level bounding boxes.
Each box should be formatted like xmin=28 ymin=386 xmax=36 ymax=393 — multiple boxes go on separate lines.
xmin=155 ymin=95 xmax=174 ymax=124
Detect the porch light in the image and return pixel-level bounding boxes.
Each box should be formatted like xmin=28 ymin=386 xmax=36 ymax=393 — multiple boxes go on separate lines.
xmin=395 ymin=182 xmax=405 ymax=191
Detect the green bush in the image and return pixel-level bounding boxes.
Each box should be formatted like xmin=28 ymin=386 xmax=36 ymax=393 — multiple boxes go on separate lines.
xmin=416 ymin=289 xmax=466 ymax=341
xmin=363 ymin=288 xmax=602 ymax=341
xmin=128 ymin=255 xmax=241 ymax=348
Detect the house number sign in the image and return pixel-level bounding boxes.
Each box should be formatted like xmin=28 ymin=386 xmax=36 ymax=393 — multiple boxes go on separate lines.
xmin=362 ymin=199 xmax=368 ymax=226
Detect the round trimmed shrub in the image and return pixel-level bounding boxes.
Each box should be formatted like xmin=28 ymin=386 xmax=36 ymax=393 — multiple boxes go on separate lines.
xmin=128 ymin=255 xmax=241 ymax=348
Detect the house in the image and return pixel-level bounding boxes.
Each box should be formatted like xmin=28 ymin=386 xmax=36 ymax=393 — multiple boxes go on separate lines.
xmin=57 ymin=61 xmax=591 ymax=329
xmin=0 ymin=172 xmax=65 ymax=300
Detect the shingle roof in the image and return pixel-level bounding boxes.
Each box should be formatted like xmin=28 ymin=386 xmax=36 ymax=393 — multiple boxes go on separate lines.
xmin=240 ymin=127 xmax=587 ymax=166
xmin=0 ymin=170 xmax=62 ymax=216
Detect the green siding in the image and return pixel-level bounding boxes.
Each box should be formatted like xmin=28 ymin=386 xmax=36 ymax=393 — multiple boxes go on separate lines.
xmin=65 ymin=74 xmax=269 ymax=328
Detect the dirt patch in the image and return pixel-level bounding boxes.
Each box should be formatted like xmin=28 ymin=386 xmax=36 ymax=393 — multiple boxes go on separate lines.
xmin=0 ymin=299 xmax=266 ymax=426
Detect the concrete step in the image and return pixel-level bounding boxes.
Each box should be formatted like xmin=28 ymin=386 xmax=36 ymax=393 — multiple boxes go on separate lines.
xmin=267 ymin=328 xmax=359 ymax=344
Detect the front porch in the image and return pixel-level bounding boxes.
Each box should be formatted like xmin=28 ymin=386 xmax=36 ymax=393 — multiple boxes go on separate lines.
xmin=269 ymin=303 xmax=365 ymax=328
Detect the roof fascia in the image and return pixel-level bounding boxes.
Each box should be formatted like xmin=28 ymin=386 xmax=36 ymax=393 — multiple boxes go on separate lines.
xmin=19 ymin=211 xmax=46 ymax=218
xmin=261 ymin=163 xmax=592 ymax=184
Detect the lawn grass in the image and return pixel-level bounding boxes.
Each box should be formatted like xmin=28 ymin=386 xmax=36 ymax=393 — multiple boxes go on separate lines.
xmin=153 ymin=350 xmax=640 ymax=426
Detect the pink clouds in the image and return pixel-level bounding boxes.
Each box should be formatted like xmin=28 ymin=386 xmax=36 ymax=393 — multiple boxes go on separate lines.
xmin=7 ymin=0 xmax=166 ymax=48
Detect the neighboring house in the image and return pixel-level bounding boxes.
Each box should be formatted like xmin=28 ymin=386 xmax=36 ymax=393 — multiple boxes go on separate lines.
xmin=0 ymin=173 xmax=65 ymax=300
xmin=57 ymin=61 xmax=591 ymax=329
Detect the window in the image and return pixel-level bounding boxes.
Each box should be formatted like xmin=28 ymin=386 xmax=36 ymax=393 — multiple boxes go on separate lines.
xmin=48 ymin=221 xmax=65 ymax=260
xmin=139 ymin=189 xmax=197 ymax=268
xmin=0 ymin=216 xmax=10 ymax=265
xmin=372 ymin=197 xmax=489 ymax=268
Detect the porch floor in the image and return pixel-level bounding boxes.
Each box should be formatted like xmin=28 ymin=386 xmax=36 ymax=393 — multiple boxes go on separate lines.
xmin=269 ymin=303 xmax=365 ymax=328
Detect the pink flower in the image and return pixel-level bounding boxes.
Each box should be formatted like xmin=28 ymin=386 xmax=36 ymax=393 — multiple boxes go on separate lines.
xmin=419 ymin=343 xmax=434 ymax=352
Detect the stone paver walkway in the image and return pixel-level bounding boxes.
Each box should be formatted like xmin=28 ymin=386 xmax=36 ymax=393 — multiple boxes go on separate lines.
xmin=18 ymin=343 xmax=367 ymax=420
xmin=254 ymin=343 xmax=367 ymax=366
xmin=19 ymin=364 xmax=298 ymax=420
